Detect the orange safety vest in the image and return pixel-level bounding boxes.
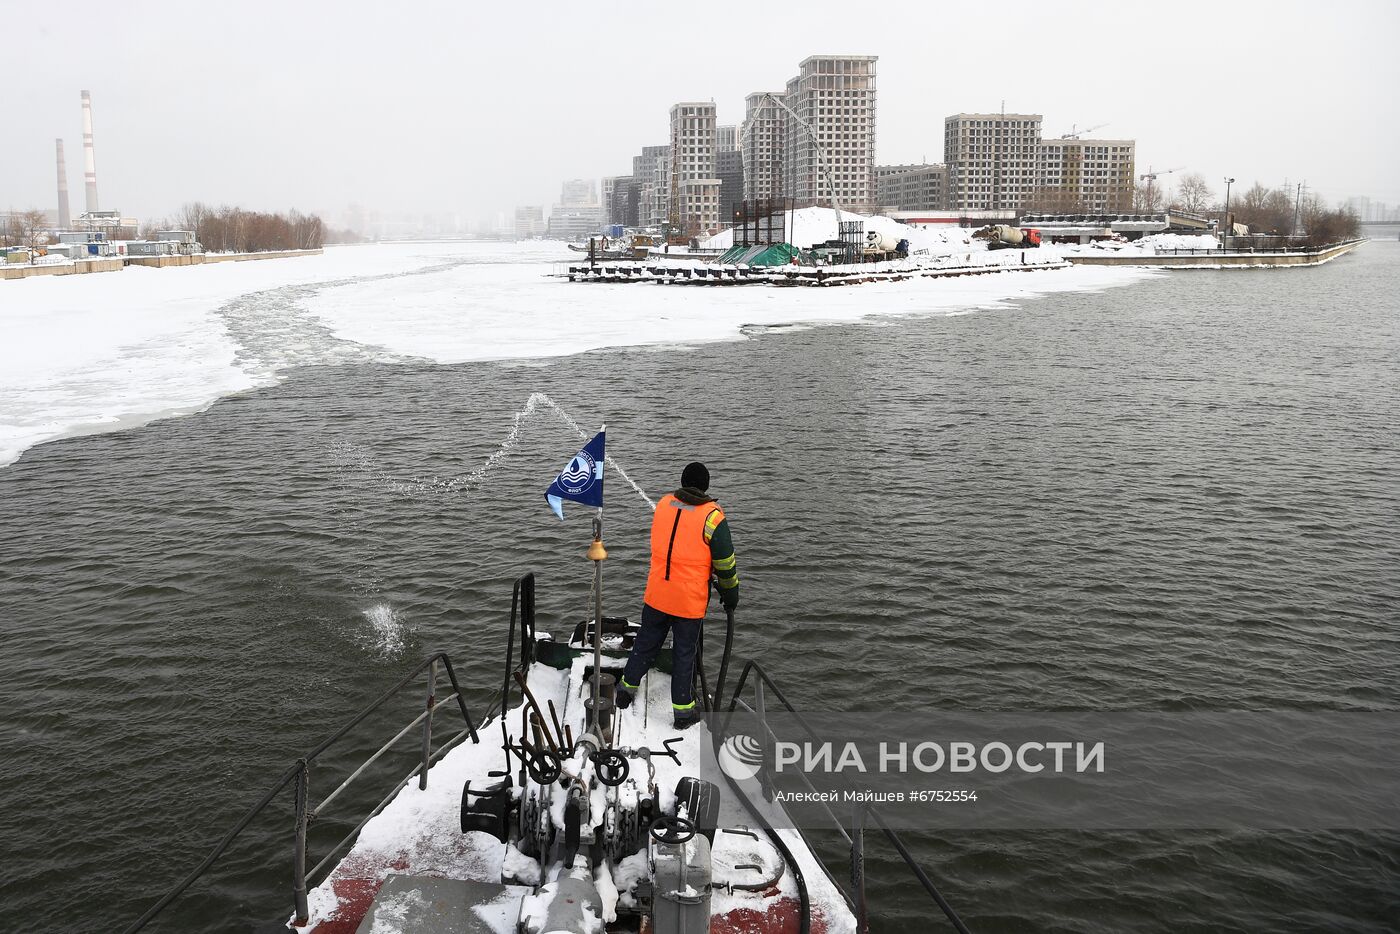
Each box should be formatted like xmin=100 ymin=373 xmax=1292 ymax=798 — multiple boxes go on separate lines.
xmin=644 ymin=493 xmax=724 ymax=620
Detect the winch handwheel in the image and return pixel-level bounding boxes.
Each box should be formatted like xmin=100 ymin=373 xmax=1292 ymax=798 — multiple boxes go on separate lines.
xmin=593 ymin=749 xmax=629 ymax=786
xmin=649 ymin=815 xmax=696 ymax=846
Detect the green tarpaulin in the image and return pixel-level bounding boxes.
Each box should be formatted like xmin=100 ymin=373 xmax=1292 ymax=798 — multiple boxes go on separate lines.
xmin=715 ymin=242 xmax=802 ymax=267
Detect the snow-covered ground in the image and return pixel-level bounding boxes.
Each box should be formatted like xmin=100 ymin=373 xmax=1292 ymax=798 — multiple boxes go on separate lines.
xmin=700 ymin=206 xmax=979 ymax=254
xmin=1057 ymin=233 xmax=1221 ymax=255
xmin=0 ymin=241 xmax=508 ymax=467
xmin=4 ymin=253 xmax=74 ymax=267
xmin=0 ymin=239 xmax=1156 ymax=468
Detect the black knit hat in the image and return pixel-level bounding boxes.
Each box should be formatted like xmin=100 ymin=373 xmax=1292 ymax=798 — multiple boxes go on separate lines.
xmin=681 ymin=462 xmax=710 ymax=492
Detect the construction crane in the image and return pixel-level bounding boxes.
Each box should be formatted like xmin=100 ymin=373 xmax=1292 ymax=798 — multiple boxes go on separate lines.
xmin=1060 ymin=122 xmax=1109 ymax=139
xmin=1139 ymin=165 xmax=1184 ymax=210
xmin=666 ymin=124 xmax=683 ymax=244
xmin=738 ymin=92 xmax=843 ymax=225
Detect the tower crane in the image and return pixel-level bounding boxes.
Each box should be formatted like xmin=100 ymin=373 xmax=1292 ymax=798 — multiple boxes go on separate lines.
xmin=1139 ymin=166 xmax=1184 ymax=210
xmin=1060 ymin=122 xmax=1109 ymax=139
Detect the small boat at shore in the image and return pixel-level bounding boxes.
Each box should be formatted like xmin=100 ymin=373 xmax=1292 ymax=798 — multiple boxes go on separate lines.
xmin=568 ymin=232 xmax=666 ymax=261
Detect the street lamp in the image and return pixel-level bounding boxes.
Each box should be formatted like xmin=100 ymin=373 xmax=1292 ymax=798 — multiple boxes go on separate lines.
xmin=1223 ymin=177 xmax=1235 ymax=252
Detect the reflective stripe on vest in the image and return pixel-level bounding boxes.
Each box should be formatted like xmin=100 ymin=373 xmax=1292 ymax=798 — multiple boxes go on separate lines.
xmin=644 ymin=493 xmax=723 ymax=620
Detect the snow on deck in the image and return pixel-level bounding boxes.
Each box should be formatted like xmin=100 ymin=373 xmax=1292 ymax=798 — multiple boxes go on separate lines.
xmin=296 ymin=657 xmax=856 ymax=933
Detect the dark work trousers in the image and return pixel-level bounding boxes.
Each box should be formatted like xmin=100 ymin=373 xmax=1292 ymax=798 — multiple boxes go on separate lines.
xmin=620 ymin=602 xmax=701 ymax=711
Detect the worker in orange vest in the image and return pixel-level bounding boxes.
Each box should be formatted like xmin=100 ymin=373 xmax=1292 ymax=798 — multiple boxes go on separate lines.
xmin=616 ymin=462 xmax=739 ymax=729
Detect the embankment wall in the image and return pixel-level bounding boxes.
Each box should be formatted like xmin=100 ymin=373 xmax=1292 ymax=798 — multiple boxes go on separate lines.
xmin=0 ymin=258 xmax=125 ymax=281
xmin=3 ymin=249 xmax=323 ymax=281
xmin=1065 ymin=239 xmax=1364 ymax=268
xmin=125 ymin=249 xmax=323 ymax=268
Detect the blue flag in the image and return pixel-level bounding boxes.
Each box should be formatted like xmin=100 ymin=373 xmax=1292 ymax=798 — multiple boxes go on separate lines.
xmin=545 ymin=430 xmax=605 ymax=520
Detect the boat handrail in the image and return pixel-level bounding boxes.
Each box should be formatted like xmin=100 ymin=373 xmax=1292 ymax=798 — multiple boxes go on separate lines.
xmin=501 ymin=572 xmax=537 ymax=772
xmin=123 ymin=573 xmax=968 ymax=933
xmin=121 ymin=650 xmax=484 ymax=933
xmin=717 ymin=658 xmax=974 ymax=934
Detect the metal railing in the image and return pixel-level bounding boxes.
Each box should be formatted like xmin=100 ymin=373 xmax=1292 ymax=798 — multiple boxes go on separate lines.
xmin=125 ymin=573 xmax=970 ymax=933
xmin=499 ymin=572 xmax=538 ymax=777
xmin=122 ymin=652 xmax=483 ymax=933
xmin=716 ymin=659 xmax=973 ymax=934
xmin=1158 ymin=237 xmax=1366 ymax=256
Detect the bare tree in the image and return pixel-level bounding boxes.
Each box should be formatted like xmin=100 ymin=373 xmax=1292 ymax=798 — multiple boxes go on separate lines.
xmin=289 ymin=210 xmax=324 ymax=249
xmin=14 ymin=209 xmax=51 ymax=264
xmin=1229 ymin=183 xmax=1296 ymax=235
xmin=1237 ymin=182 xmax=1271 ymax=219
xmin=1133 ymin=182 xmax=1163 ymax=213
xmin=1173 ymin=173 xmax=1213 ymax=214
xmin=1021 ymin=187 xmax=1090 ymax=214
xmin=1298 ymin=196 xmax=1358 ymax=246
xmin=172 ymin=203 xmax=325 ymax=253
xmin=178 ymin=202 xmax=208 ymax=237
xmin=1263 ymin=189 xmax=1296 ymax=234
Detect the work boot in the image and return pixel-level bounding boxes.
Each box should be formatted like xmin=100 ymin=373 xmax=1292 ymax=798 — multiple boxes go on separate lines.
xmin=615 ymin=687 xmax=633 ymax=710
xmin=673 ymin=709 xmax=700 ymax=731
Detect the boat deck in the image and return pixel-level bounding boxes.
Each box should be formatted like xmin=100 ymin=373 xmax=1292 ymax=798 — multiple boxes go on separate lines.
xmin=295 ymin=655 xmax=856 ymax=933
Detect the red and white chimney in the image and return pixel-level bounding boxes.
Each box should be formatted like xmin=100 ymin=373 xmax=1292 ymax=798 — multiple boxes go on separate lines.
xmin=81 ymin=90 xmax=99 ymax=213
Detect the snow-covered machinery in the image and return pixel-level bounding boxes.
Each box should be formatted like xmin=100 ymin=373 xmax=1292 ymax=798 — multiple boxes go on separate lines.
xmin=125 ymin=566 xmax=973 ymax=934
xmin=861 ymin=228 xmax=911 ymax=261
xmin=975 ymin=224 xmax=1042 ymax=250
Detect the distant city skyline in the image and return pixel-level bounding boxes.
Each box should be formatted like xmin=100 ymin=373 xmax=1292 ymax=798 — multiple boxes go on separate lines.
xmin=3 ymin=1 xmax=1397 ymax=232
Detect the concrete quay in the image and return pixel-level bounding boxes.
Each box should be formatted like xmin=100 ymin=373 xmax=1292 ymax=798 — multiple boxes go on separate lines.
xmin=1065 ymin=239 xmax=1364 ymax=268
xmin=2 ymin=248 xmax=323 ymax=281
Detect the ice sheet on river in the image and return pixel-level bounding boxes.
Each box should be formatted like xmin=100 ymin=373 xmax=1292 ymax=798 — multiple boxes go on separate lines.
xmin=0 ymin=240 xmax=1154 ymax=467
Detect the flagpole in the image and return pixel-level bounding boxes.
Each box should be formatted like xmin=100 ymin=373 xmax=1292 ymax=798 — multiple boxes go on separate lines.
xmin=590 ymin=509 xmax=603 ymax=736
xmin=585 ymin=423 xmax=607 ymax=739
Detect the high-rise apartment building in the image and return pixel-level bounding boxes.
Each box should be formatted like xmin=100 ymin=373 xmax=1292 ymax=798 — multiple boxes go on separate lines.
xmin=875 ymin=164 xmax=947 ymax=212
xmin=546 ymin=179 xmax=601 ymax=240
xmin=513 ymin=205 xmax=544 ymax=239
xmin=670 ymin=101 xmax=722 ymax=236
xmin=714 ymin=125 xmax=742 ymax=222
xmin=780 ymin=56 xmax=878 ymax=213
xmin=1033 ymin=138 xmax=1136 ymax=213
xmin=1344 ymin=197 xmax=1396 ymax=222
xmin=944 ymin=113 xmax=1042 ymax=211
xmin=633 ymin=144 xmax=670 ymax=228
xmin=604 ymin=176 xmax=639 ymax=228
xmin=560 ymin=178 xmax=597 ymax=207
xmin=740 ymin=91 xmax=787 ymax=201
xmin=601 ymin=176 xmax=641 ymax=228
xmin=600 ymin=176 xmax=618 ymax=226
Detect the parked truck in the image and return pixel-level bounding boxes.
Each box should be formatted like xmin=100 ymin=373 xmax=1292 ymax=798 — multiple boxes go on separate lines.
xmin=975 ymin=225 xmax=1042 ymax=249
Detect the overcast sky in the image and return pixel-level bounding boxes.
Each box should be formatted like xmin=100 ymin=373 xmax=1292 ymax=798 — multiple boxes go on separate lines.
xmin=4 ymin=0 xmax=1397 ymax=226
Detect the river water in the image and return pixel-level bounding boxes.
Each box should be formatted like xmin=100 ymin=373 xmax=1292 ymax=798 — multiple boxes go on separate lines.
xmin=1 ymin=242 xmax=1397 ymax=932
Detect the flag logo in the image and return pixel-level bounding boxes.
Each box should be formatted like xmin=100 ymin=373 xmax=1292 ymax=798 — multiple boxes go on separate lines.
xmin=545 ymin=429 xmax=605 ymax=520
xmin=557 ymin=451 xmax=597 ymax=496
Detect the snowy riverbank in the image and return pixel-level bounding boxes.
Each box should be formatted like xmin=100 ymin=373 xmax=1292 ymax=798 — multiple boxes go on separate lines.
xmin=0 ymin=240 xmax=1157 ymax=468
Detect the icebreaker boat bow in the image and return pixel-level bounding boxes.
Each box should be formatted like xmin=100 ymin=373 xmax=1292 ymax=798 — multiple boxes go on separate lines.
xmin=123 ymin=569 xmax=970 ymax=934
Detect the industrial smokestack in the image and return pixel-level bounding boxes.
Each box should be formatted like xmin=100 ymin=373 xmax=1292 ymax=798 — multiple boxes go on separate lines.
xmin=55 ymin=139 xmax=71 ymax=229
xmin=81 ymin=90 xmax=99 ymax=213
